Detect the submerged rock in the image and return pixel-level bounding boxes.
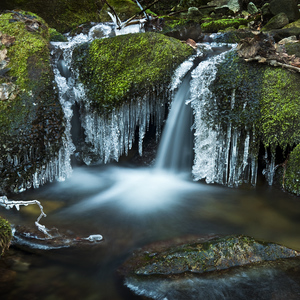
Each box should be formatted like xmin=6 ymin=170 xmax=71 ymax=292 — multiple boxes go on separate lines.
xmin=120 ymin=235 xmax=300 ymax=276
xmin=124 ymin=257 xmax=300 ymax=300
xmin=0 ymin=11 xmax=65 ymax=193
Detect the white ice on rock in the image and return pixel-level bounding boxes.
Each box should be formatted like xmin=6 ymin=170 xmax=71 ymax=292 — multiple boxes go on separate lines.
xmin=190 ymin=45 xmax=258 ymax=187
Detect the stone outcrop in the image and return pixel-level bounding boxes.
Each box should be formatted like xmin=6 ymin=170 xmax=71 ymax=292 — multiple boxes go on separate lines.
xmin=72 ymin=32 xmax=194 ymax=113
xmin=0 ymin=12 xmax=65 ymax=193
xmin=120 ymin=234 xmax=300 ymax=276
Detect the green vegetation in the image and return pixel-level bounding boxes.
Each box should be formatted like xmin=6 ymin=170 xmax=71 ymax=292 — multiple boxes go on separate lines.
xmin=1 ymin=0 xmax=140 ymax=33
xmin=284 ymin=145 xmax=300 ymax=196
xmin=73 ymin=32 xmax=193 ymax=113
xmin=0 ymin=11 xmax=64 ymax=193
xmin=260 ymin=68 xmax=300 ymax=150
xmin=201 ymin=18 xmax=248 ymax=33
xmin=0 ymin=217 xmax=12 ymax=256
xmin=121 ymin=235 xmax=300 ymax=276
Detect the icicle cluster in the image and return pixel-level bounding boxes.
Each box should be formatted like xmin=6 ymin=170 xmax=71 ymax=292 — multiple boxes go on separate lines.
xmin=75 ymin=84 xmax=167 ymax=164
xmin=190 ymin=46 xmax=258 ymax=187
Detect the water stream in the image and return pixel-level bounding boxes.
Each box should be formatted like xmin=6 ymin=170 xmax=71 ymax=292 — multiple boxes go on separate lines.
xmin=1 ymin=23 xmax=300 ymax=300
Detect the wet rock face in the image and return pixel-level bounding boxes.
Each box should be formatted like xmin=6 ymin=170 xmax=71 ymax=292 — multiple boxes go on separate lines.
xmin=120 ymin=235 xmax=300 ymax=276
xmin=0 ymin=12 xmax=65 ymax=193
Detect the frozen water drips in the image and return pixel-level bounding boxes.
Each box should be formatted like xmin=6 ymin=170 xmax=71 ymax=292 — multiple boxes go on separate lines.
xmin=262 ymin=150 xmax=276 ymax=185
xmin=76 ymin=85 xmax=167 ymax=164
xmin=190 ymin=45 xmax=258 ymax=186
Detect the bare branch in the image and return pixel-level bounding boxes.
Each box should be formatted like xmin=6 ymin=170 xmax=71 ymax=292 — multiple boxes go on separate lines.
xmin=0 ymin=195 xmax=52 ymax=238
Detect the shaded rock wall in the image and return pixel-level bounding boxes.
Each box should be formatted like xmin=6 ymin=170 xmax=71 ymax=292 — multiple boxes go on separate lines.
xmin=0 ymin=12 xmax=65 ymax=193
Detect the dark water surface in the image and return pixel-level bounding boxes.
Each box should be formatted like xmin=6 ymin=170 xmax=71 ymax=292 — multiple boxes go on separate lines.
xmin=1 ymin=164 xmax=300 ymax=299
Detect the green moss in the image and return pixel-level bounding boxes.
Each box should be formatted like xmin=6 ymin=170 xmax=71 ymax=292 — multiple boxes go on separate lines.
xmin=284 ymin=144 xmax=300 ymax=196
xmin=0 ymin=11 xmax=65 ymax=193
xmin=121 ymin=235 xmax=300 ymax=276
xmin=201 ymin=18 xmax=248 ymax=33
xmin=0 ymin=216 xmax=12 ymax=256
xmin=49 ymin=28 xmax=68 ymax=42
xmin=98 ymin=0 xmax=141 ymax=23
xmin=1 ymin=0 xmax=103 ymax=33
xmin=260 ymin=68 xmax=300 ymax=149
xmin=0 ymin=12 xmax=50 ymax=91
xmin=73 ymin=32 xmax=193 ymax=112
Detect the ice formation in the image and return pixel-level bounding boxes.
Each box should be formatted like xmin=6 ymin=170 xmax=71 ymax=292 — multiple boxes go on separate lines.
xmin=190 ymin=45 xmax=258 ymax=186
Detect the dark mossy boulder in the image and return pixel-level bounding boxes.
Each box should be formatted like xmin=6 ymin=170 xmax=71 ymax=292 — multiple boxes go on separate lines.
xmin=285 ymin=41 xmax=300 ymax=57
xmin=283 ymin=144 xmax=300 ymax=196
xmin=210 ymin=50 xmax=300 ymax=149
xmin=72 ymin=32 xmax=194 ymax=113
xmin=120 ymin=235 xmax=300 ymax=276
xmin=0 ymin=11 xmax=65 ymax=193
xmin=0 ymin=0 xmax=140 ymax=33
xmin=201 ymin=18 xmax=248 ymax=33
xmin=262 ymin=12 xmax=290 ymax=31
xmin=0 ymin=216 xmax=12 ymax=256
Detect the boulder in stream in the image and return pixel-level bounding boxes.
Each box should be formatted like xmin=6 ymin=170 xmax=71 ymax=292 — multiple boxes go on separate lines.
xmin=72 ymin=32 xmax=194 ymax=113
xmin=120 ymin=234 xmax=300 ymax=276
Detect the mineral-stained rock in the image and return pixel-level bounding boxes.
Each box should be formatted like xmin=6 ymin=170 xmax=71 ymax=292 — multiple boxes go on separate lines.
xmin=120 ymin=235 xmax=300 ymax=276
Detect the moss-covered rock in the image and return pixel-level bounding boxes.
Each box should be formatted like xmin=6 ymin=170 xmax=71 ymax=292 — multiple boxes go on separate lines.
xmin=210 ymin=50 xmax=300 ymax=150
xmin=262 ymin=12 xmax=290 ymax=31
xmin=0 ymin=11 xmax=65 ymax=193
xmin=284 ymin=144 xmax=300 ymax=196
xmin=285 ymin=41 xmax=300 ymax=57
xmin=120 ymin=235 xmax=300 ymax=276
xmin=259 ymin=67 xmax=300 ymax=149
xmin=1 ymin=0 xmax=140 ymax=33
xmin=0 ymin=216 xmax=12 ymax=256
xmin=72 ymin=32 xmax=194 ymax=113
xmin=201 ymin=18 xmax=248 ymax=33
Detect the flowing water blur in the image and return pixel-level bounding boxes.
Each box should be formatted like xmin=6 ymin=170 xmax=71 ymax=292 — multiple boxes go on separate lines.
xmin=2 ymin=164 xmax=300 ymax=299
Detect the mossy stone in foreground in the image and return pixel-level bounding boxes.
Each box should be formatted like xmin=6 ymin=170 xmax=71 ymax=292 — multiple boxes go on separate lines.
xmin=0 ymin=217 xmax=12 ymax=256
xmin=72 ymin=32 xmax=193 ymax=113
xmin=121 ymin=235 xmax=300 ymax=276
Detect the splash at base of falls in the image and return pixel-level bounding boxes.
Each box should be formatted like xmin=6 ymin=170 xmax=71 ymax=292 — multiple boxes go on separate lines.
xmin=65 ymin=166 xmax=208 ymax=215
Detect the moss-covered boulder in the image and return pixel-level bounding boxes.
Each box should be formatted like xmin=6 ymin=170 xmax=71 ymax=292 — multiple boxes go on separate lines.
xmin=120 ymin=235 xmax=300 ymax=276
xmin=262 ymin=12 xmax=290 ymax=31
xmin=1 ymin=0 xmax=140 ymax=33
xmin=0 ymin=216 xmax=12 ymax=256
xmin=0 ymin=11 xmax=65 ymax=193
xmin=72 ymin=32 xmax=194 ymax=113
xmin=201 ymin=18 xmax=248 ymax=33
xmin=203 ymin=48 xmax=300 ymax=189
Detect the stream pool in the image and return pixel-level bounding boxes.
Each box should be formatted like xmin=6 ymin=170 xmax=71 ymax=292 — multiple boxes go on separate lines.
xmin=1 ymin=164 xmax=300 ymax=299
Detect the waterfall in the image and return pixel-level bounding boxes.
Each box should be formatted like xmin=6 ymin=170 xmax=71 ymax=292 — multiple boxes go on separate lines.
xmin=155 ymin=75 xmax=194 ymax=172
